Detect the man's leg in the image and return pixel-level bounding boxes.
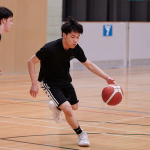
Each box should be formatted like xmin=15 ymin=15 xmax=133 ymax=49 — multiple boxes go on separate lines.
xmin=59 ymin=101 xmax=78 ymax=128
xmin=49 ymin=101 xmax=62 ymax=123
xmin=41 ymin=81 xmax=90 ymax=146
xmin=40 ymin=81 xmax=62 ymax=123
xmin=59 ymin=101 xmax=90 ymax=147
xmin=49 ymin=101 xmax=78 ymax=124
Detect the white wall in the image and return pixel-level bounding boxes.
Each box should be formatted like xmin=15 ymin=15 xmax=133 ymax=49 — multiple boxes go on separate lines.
xmin=70 ymin=22 xmax=128 ymax=70
xmin=129 ymin=23 xmax=150 ymax=67
xmin=70 ymin=22 xmax=150 ymax=70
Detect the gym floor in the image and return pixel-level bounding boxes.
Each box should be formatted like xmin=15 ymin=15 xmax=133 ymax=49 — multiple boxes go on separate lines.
xmin=0 ymin=67 xmax=150 ymax=150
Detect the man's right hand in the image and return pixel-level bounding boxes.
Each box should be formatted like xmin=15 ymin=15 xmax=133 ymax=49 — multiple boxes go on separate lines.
xmin=30 ymin=84 xmax=39 ymax=98
xmin=28 ymin=54 xmax=40 ymax=98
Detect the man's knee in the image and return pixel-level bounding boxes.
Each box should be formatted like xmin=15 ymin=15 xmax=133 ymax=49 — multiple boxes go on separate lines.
xmin=59 ymin=102 xmax=73 ymax=116
xmin=72 ymin=104 xmax=78 ymax=110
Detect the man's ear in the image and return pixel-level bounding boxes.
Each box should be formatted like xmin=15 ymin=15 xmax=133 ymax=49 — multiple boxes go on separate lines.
xmin=62 ymin=32 xmax=66 ymax=38
xmin=1 ymin=18 xmax=6 ymax=24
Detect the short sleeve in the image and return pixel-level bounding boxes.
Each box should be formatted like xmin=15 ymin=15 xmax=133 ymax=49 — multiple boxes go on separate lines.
xmin=75 ymin=45 xmax=87 ymax=63
xmin=36 ymin=43 xmax=52 ymax=60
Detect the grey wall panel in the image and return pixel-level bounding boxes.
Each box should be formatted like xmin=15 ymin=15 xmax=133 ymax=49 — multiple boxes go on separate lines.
xmin=130 ymin=1 xmax=148 ymax=21
xmin=148 ymin=1 xmax=150 ymax=21
xmin=65 ymin=0 xmax=87 ymax=21
xmin=87 ymin=0 xmax=108 ymax=21
xmin=108 ymin=0 xmax=118 ymax=21
xmin=117 ymin=0 xmax=130 ymax=21
xmin=63 ymin=0 xmax=150 ymax=22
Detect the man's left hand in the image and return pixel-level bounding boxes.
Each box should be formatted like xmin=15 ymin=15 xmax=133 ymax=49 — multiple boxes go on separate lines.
xmin=106 ymin=76 xmax=117 ymax=85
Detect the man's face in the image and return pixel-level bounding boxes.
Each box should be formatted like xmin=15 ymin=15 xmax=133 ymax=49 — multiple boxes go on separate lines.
xmin=3 ymin=17 xmax=13 ymax=32
xmin=63 ymin=31 xmax=80 ymax=49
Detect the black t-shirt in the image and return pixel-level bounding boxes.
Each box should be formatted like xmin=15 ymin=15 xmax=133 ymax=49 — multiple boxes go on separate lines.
xmin=36 ymin=38 xmax=87 ymax=88
xmin=0 ymin=34 xmax=1 ymax=41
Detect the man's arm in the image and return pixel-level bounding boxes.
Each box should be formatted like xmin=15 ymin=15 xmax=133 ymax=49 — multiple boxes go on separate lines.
xmin=0 ymin=68 xmax=2 ymax=75
xmin=82 ymin=59 xmax=116 ymax=85
xmin=28 ymin=54 xmax=40 ymax=97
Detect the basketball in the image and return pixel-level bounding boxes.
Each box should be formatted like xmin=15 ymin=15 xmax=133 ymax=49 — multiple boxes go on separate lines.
xmin=101 ymin=85 xmax=123 ymax=106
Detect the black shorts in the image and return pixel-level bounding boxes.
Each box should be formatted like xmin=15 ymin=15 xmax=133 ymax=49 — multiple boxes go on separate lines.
xmin=40 ymin=81 xmax=79 ymax=107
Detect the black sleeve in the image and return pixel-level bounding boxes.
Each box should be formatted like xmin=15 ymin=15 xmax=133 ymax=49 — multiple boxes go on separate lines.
xmin=75 ymin=45 xmax=87 ymax=63
xmin=36 ymin=43 xmax=52 ymax=60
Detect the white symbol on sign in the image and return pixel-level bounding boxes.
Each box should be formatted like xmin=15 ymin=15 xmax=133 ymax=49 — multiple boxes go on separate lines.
xmin=105 ymin=25 xmax=111 ymax=36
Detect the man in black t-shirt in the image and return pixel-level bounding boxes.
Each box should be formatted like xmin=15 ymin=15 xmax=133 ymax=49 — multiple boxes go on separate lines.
xmin=0 ymin=6 xmax=13 ymax=75
xmin=28 ymin=17 xmax=116 ymax=147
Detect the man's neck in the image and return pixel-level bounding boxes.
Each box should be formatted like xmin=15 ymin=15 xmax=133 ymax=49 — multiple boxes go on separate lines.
xmin=62 ymin=38 xmax=69 ymax=51
xmin=0 ymin=24 xmax=5 ymax=35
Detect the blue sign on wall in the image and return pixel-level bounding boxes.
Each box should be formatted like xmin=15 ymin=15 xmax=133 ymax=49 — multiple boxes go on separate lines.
xmin=103 ymin=25 xmax=113 ymax=36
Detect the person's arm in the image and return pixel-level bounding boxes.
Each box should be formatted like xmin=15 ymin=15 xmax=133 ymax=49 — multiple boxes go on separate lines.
xmin=28 ymin=54 xmax=40 ymax=97
xmin=0 ymin=68 xmax=2 ymax=75
xmin=82 ymin=59 xmax=116 ymax=85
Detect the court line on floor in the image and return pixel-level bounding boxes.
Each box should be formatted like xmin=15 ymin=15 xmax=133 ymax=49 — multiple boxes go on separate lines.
xmin=1 ymin=94 xmax=150 ymax=116
xmin=0 ymin=146 xmax=20 ymax=150
xmin=1 ymin=86 xmax=150 ymax=104
xmin=0 ymin=120 xmax=68 ymax=130
xmin=79 ymin=100 xmax=150 ymax=109
xmin=62 ymin=115 xmax=150 ymax=129
xmin=0 ymin=97 xmax=48 ymax=103
xmin=1 ymin=133 xmax=150 ymax=150
xmin=78 ymin=109 xmax=147 ymax=117
xmin=81 ymin=124 xmax=150 ymax=134
xmin=0 ymin=119 xmax=150 ymax=141
xmin=89 ymin=132 xmax=150 ymax=141
xmin=0 ymin=114 xmax=145 ymax=125
xmin=0 ymin=139 xmax=79 ymax=150
xmin=0 ymin=85 xmax=30 ymax=89
xmin=0 ymin=84 xmax=102 ymax=94
xmin=0 ymin=115 xmax=68 ymax=125
xmin=0 ymin=83 xmax=149 ymax=93
xmin=1 ymin=94 xmax=150 ymax=109
xmin=0 ymin=90 xmax=29 ymax=94
xmin=2 ymin=115 xmax=149 ymax=128
xmin=79 ymin=106 xmax=150 ymax=115
xmin=0 ymin=96 xmax=47 ymax=100
xmin=0 ymin=99 xmax=150 ymax=118
xmin=0 ymin=115 xmax=150 ymax=135
xmin=1 ymin=96 xmax=150 ymax=111
xmin=0 ymin=101 xmax=48 ymax=107
xmin=100 ymin=115 xmax=150 ymax=123
xmin=77 ymin=115 xmax=150 ymax=127
xmin=0 ymin=114 xmax=146 ymax=129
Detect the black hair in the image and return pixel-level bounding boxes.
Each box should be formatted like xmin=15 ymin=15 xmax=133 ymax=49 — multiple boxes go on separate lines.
xmin=61 ymin=16 xmax=83 ymax=36
xmin=0 ymin=6 xmax=13 ymax=25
